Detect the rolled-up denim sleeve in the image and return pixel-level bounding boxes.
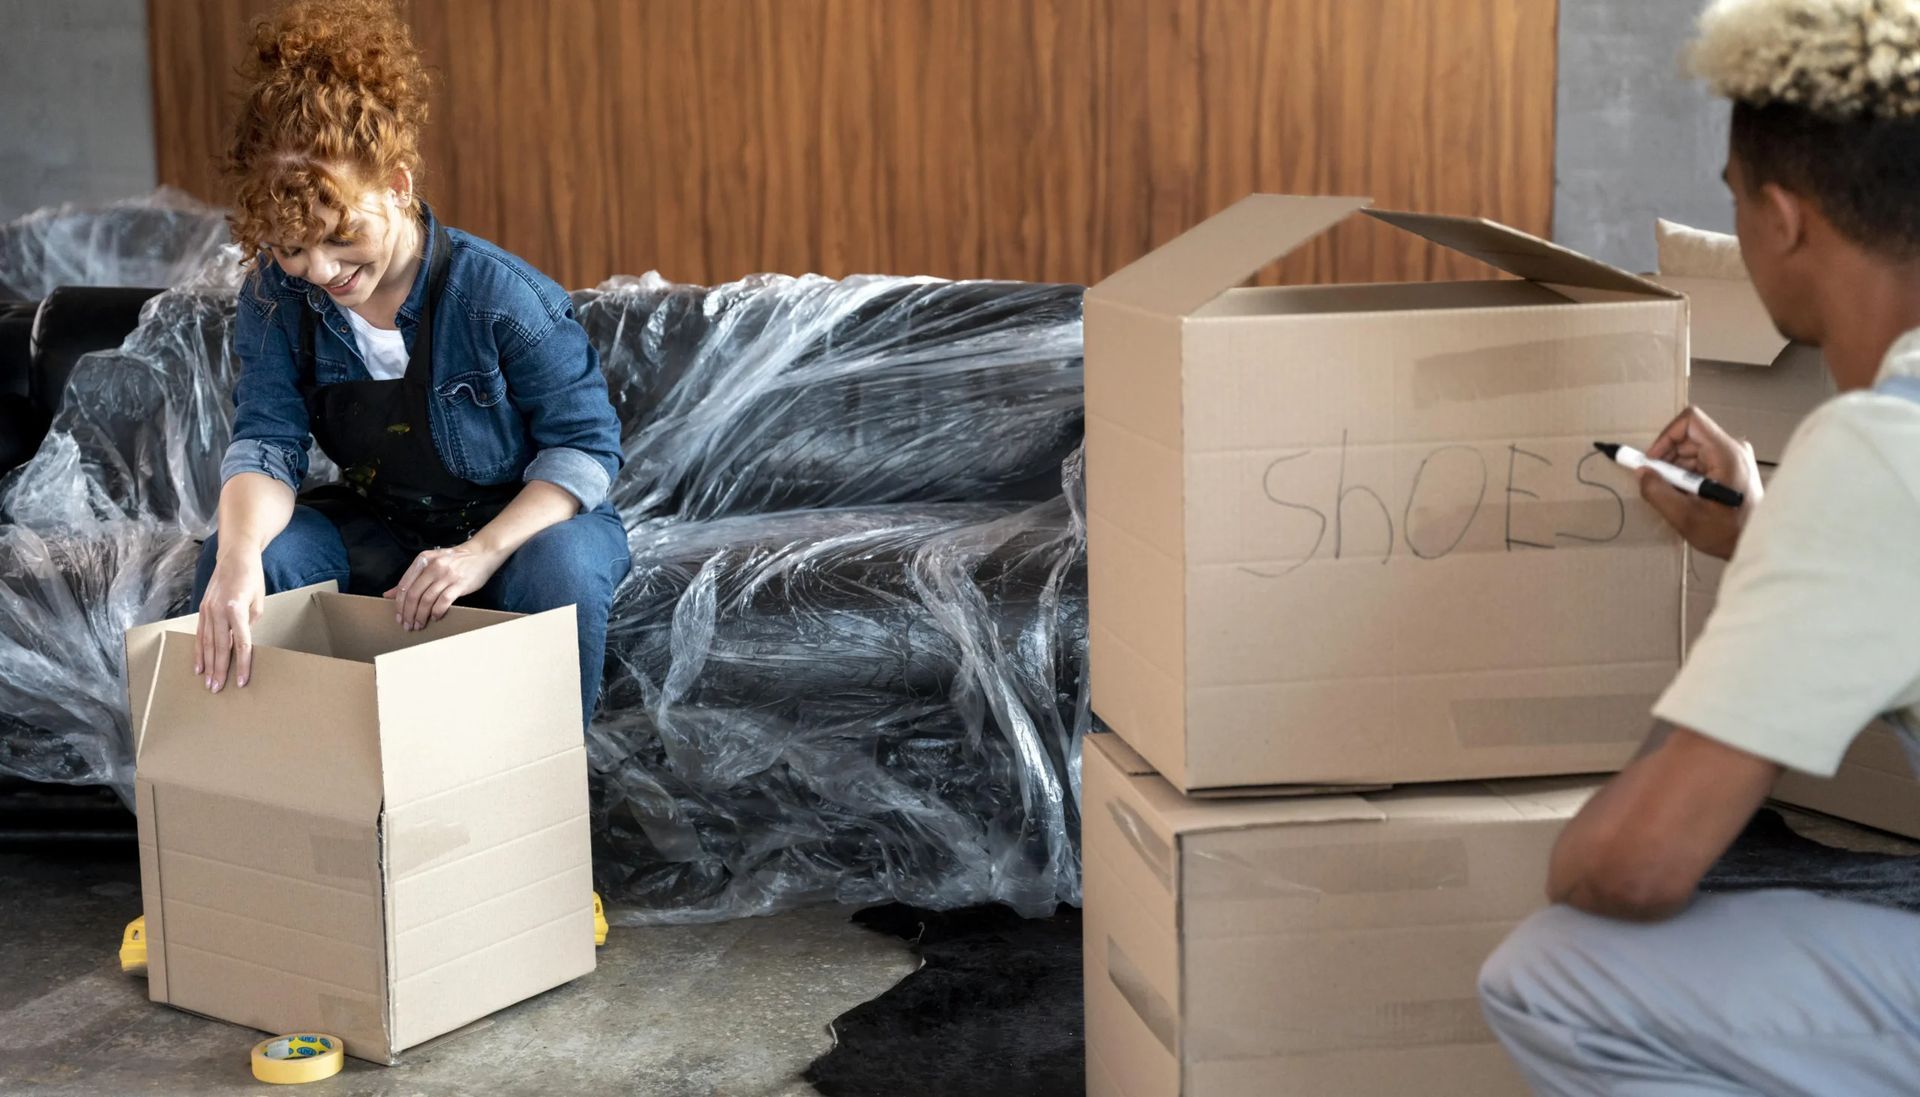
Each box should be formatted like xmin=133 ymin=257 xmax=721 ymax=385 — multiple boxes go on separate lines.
xmin=502 ymin=301 xmax=621 ymax=510
xmin=222 ymin=286 xmax=312 ymax=493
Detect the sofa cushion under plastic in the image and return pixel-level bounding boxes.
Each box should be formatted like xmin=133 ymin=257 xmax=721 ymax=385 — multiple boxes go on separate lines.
xmin=0 ymin=522 xmax=197 ymax=793
xmin=29 ymin=286 xmax=164 ymax=419
xmin=586 ymin=274 xmax=1085 ymax=521
xmin=1 ymin=287 xmax=241 ymax=534
xmin=0 ymin=190 xmax=230 ymax=301
xmin=603 ymin=503 xmax=1087 ymax=712
xmin=588 ymin=489 xmax=1088 ymax=922
xmin=0 ymin=395 xmax=49 ymax=481
xmin=0 ymin=300 xmax=35 ymax=398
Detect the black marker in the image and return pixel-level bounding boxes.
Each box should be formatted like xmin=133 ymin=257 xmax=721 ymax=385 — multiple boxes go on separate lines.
xmin=1594 ymin=442 xmax=1745 ymax=508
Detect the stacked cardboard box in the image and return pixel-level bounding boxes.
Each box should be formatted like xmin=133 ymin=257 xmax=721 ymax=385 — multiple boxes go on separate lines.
xmin=1651 ymin=235 xmax=1920 ymax=841
xmin=1082 ymin=195 xmax=1688 ymax=1095
xmin=1083 ymin=734 xmax=1595 ymax=1096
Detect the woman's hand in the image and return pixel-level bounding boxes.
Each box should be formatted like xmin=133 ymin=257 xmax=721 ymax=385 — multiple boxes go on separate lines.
xmin=385 ymin=541 xmax=510 ymax=630
xmin=196 ymin=551 xmax=267 ymax=692
xmin=1638 ymin=405 xmax=1765 ymax=562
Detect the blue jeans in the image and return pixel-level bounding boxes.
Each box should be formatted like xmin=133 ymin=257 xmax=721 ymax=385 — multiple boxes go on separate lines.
xmin=194 ymin=502 xmax=631 ymax=729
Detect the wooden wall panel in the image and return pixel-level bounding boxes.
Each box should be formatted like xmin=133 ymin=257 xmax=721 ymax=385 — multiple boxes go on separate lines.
xmin=150 ymin=0 xmax=1557 ymax=289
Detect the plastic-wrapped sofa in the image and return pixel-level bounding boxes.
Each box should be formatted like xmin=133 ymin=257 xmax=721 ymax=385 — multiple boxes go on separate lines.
xmin=0 ymin=193 xmax=240 ymax=790
xmin=0 ymin=231 xmax=1091 ymax=923
xmin=0 ymin=191 xmax=231 ymax=483
xmin=0 ymin=188 xmax=231 ymax=302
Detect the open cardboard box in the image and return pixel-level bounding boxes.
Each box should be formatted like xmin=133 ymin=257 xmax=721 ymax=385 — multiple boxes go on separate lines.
xmin=1086 ymin=194 xmax=1687 ymax=794
xmin=124 ymin=583 xmax=595 ymax=1063
xmin=1082 ymin=732 xmax=1598 ymax=1096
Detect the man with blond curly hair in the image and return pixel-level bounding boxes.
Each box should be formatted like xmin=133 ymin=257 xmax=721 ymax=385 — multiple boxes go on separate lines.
xmin=1479 ymin=1 xmax=1920 ymax=1093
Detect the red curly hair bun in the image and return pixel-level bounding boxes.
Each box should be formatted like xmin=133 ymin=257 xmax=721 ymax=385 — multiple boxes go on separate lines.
xmin=223 ymin=0 xmax=430 ymax=255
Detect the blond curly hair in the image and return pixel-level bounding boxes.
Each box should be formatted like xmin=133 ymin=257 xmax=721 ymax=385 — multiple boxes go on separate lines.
xmin=222 ymin=0 xmax=431 ymax=257
xmin=1691 ymin=0 xmax=1920 ymax=118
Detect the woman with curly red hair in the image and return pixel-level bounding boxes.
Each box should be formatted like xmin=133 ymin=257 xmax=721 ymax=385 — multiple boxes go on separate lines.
xmin=192 ymin=0 xmax=629 ymax=730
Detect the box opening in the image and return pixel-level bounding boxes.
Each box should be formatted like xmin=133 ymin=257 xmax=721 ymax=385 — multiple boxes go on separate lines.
xmin=1194 ymin=279 xmax=1574 ymax=319
xmin=313 ymin=592 xmax=515 ymax=665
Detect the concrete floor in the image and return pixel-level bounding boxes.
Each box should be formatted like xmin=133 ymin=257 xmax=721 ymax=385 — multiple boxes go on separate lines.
xmin=3 ymin=806 xmax=1914 ymax=1096
xmin=0 ymin=842 xmax=915 ymax=1097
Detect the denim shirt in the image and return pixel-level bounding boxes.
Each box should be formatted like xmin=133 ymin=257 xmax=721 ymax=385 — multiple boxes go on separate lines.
xmin=221 ymin=205 xmax=622 ymax=510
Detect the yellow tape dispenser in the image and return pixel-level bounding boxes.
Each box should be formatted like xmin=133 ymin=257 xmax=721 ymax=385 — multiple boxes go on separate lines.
xmin=119 ymin=916 xmax=146 ymax=975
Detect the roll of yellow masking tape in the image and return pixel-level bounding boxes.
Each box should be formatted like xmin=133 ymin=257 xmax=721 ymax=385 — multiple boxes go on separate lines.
xmin=250 ymin=1033 xmax=344 ymax=1084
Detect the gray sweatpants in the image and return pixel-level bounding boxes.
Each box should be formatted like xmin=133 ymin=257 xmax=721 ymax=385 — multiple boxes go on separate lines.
xmin=1479 ymin=890 xmax=1920 ymax=1096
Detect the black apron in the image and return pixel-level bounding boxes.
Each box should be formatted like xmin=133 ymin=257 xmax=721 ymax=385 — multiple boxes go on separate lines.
xmin=296 ymin=221 xmax=518 ymax=593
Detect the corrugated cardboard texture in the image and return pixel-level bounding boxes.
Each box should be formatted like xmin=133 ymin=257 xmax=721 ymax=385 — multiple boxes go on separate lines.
xmin=136 ymin=624 xmax=389 ymax=1055
xmin=1083 ymin=734 xmax=1597 ymax=1096
xmin=384 ymin=749 xmax=594 ymax=1050
xmin=1363 ymin=209 xmax=1678 ymax=299
xmin=130 ymin=590 xmax=593 ymax=1064
xmin=1774 ymin=721 xmax=1920 ymax=840
xmin=1690 ymin=343 xmax=1832 ymax=466
xmin=125 ymin=582 xmax=339 ymax=755
xmin=1088 ymin=195 xmax=1371 ymax=318
xmin=1649 ymin=275 xmax=1786 ymax=366
xmin=1087 ymin=195 xmax=1685 ymax=792
xmin=1649 ymin=274 xmax=1833 ymax=465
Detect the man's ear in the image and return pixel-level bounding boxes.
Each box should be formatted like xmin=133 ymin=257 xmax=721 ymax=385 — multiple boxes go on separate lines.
xmin=1756 ymin=180 xmax=1808 ymax=256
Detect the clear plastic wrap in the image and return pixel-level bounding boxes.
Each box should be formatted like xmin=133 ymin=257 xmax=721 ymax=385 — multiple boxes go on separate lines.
xmin=0 ymin=188 xmax=233 ymax=300
xmin=0 ymin=521 xmax=197 ymax=796
xmin=579 ymin=273 xmax=1084 ymax=521
xmin=589 ymin=449 xmax=1088 ymax=924
xmin=0 ymin=236 xmax=1093 ymax=922
xmin=0 ymin=256 xmax=338 ymax=536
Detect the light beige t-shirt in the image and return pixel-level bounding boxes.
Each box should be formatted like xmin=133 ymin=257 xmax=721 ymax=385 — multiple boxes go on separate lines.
xmin=1653 ymin=329 xmax=1920 ymax=776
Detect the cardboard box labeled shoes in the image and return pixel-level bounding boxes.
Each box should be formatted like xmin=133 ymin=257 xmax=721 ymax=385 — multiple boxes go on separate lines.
xmin=1087 ymin=195 xmax=1687 ymax=793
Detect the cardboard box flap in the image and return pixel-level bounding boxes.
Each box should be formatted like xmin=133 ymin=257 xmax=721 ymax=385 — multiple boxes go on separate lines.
xmin=1367 ymin=777 xmax=1593 ymax=826
xmin=139 ymin=631 xmax=382 ymax=821
xmin=1488 ymin=778 xmax=1601 ymax=821
xmin=1364 ymin=208 xmax=1678 ymax=299
xmin=1087 ymin=735 xmax=1387 ymax=833
xmin=373 ymin=606 xmax=582 ymax=810
xmin=1648 ymin=274 xmax=1791 ymax=367
xmin=1086 ymin=194 xmax=1371 ymax=318
xmin=316 ymin=593 xmax=519 ymax=664
xmin=126 ymin=582 xmax=339 ymax=754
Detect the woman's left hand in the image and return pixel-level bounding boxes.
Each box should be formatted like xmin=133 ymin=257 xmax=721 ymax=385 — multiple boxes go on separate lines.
xmin=385 ymin=541 xmax=510 ymax=631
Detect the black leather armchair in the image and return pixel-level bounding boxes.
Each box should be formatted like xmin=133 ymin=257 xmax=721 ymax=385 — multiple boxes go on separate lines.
xmin=0 ymin=287 xmax=161 ymax=482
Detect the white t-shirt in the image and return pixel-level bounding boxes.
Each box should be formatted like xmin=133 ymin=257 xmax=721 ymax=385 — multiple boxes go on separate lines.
xmin=341 ymin=306 xmax=409 ymax=381
xmin=1653 ymin=329 xmax=1920 ymax=776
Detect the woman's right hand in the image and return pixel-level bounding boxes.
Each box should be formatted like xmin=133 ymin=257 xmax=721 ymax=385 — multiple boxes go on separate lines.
xmin=1639 ymin=406 xmax=1764 ymax=562
xmin=196 ymin=550 xmax=267 ymax=691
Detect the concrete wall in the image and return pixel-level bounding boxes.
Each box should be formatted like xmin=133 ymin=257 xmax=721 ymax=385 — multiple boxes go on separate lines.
xmin=0 ymin=0 xmax=156 ymax=222
xmin=1554 ymin=0 xmax=1731 ymax=273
